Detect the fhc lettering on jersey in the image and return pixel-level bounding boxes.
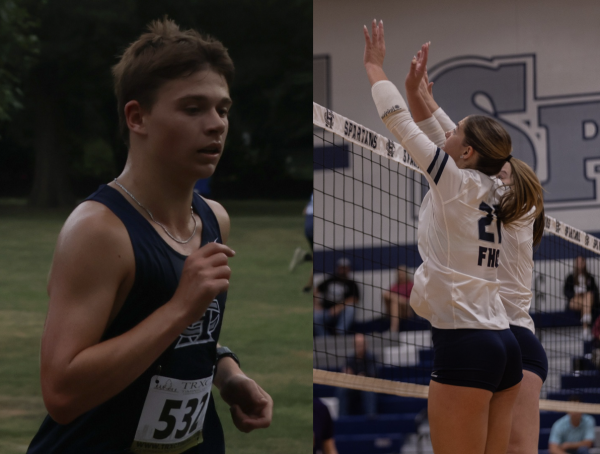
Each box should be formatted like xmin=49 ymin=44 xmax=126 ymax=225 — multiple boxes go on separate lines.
xmin=478 ymin=247 xmax=500 ymax=268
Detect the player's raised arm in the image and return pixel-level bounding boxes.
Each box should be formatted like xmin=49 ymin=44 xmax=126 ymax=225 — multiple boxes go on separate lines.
xmin=419 ymin=67 xmax=457 ymax=134
xmin=363 ymin=23 xmax=465 ymax=197
xmin=363 ymin=19 xmax=388 ymax=86
xmin=418 ymin=70 xmax=439 ymax=114
xmin=410 ymin=48 xmax=454 ymax=149
xmin=416 ymin=70 xmax=447 ymax=149
xmin=363 ymin=22 xmax=435 ymax=167
xmin=404 ymin=43 xmax=432 ymax=123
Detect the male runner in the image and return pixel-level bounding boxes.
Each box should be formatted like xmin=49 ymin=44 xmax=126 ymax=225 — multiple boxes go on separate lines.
xmin=27 ymin=18 xmax=272 ymax=454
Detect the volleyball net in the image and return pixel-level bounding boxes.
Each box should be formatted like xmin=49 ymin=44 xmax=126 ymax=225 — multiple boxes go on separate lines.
xmin=313 ymin=102 xmax=600 ymax=414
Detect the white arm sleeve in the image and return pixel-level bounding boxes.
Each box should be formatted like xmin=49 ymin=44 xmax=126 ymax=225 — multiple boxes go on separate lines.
xmin=371 ymin=80 xmax=463 ymax=197
xmin=433 ymin=107 xmax=457 ymax=133
xmin=416 ymin=116 xmax=446 ymax=149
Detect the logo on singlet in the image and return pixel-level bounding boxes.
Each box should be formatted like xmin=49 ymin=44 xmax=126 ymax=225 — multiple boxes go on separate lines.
xmin=175 ymin=299 xmax=221 ymax=349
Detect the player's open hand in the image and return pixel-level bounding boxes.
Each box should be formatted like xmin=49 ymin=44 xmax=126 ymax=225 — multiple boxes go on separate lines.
xmin=424 ymin=70 xmax=434 ymax=97
xmin=172 ymin=242 xmax=235 ymax=324
xmin=405 ymin=42 xmax=429 ymax=93
xmin=418 ymin=70 xmax=434 ymax=102
xmin=220 ymin=374 xmax=273 ymax=433
xmin=418 ymin=67 xmax=440 ymax=113
xmin=363 ymin=19 xmax=385 ymax=68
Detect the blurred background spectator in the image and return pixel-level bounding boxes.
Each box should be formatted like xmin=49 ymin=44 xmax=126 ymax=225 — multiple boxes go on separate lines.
xmin=335 ymin=333 xmax=378 ymax=418
xmin=314 ymin=258 xmax=359 ymax=336
xmin=382 ymin=265 xmax=414 ymax=332
xmin=548 ymin=395 xmax=595 ymax=454
xmin=565 ymin=256 xmax=600 ymax=340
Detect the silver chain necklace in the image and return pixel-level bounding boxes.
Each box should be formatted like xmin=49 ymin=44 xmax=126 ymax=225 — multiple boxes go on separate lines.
xmin=113 ymin=178 xmax=197 ymax=244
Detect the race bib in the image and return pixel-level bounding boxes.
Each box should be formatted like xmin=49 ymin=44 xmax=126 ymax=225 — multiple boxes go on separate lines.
xmin=131 ymin=375 xmax=212 ymax=454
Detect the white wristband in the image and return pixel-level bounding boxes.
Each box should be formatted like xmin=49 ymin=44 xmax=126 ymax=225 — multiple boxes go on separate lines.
xmin=371 ymin=80 xmax=408 ymax=120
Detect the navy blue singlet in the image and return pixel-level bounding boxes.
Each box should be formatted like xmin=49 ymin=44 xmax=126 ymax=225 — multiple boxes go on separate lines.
xmin=28 ymin=185 xmax=227 ymax=454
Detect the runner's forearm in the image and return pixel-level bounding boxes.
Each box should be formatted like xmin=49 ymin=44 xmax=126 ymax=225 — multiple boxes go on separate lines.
xmin=43 ymin=298 xmax=192 ymax=424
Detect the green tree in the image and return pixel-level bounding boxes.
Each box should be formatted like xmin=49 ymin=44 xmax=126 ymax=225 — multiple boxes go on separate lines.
xmin=6 ymin=0 xmax=311 ymax=207
xmin=23 ymin=0 xmax=137 ymax=206
xmin=0 ymin=0 xmax=39 ymax=122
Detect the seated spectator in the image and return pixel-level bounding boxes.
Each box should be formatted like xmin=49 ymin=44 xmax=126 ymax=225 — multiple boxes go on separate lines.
xmin=564 ymin=256 xmax=600 ymax=340
xmin=335 ymin=333 xmax=377 ymax=417
xmin=382 ymin=265 xmax=414 ymax=332
xmin=548 ymin=395 xmax=595 ymax=454
xmin=314 ymin=258 xmax=359 ymax=336
xmin=314 ymin=398 xmax=339 ymax=454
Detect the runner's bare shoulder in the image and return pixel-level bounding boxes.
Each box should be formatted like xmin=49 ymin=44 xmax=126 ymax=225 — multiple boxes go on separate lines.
xmin=202 ymin=198 xmax=230 ymax=244
xmin=48 ymin=200 xmax=134 ymax=299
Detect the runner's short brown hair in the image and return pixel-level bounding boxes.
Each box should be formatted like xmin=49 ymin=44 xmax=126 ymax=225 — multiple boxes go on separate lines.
xmin=112 ymin=17 xmax=234 ymax=147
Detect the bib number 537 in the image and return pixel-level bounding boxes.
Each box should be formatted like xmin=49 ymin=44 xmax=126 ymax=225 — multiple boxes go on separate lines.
xmin=132 ymin=375 xmax=212 ymax=454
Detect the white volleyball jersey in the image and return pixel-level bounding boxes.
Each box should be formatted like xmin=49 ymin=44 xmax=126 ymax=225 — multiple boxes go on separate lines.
xmin=422 ymin=108 xmax=536 ymax=332
xmin=498 ymin=214 xmax=535 ymax=333
xmin=372 ymin=81 xmax=509 ymax=330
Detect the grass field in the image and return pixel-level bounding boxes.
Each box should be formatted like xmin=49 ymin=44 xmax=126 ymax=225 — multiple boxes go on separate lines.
xmin=0 ymin=199 xmax=312 ymax=454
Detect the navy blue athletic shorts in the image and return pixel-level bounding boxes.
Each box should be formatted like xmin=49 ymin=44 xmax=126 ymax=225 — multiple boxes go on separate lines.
xmin=431 ymin=328 xmax=523 ymax=393
xmin=510 ymin=324 xmax=548 ymax=383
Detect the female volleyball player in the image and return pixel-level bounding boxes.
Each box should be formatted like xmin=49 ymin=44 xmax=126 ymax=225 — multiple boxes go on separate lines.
xmin=498 ymin=161 xmax=547 ymax=454
xmin=363 ymin=20 xmax=541 ymax=454
xmin=416 ymin=70 xmax=548 ymax=454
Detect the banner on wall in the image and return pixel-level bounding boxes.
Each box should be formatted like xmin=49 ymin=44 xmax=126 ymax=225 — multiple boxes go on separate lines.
xmin=429 ymin=54 xmax=600 ymax=213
